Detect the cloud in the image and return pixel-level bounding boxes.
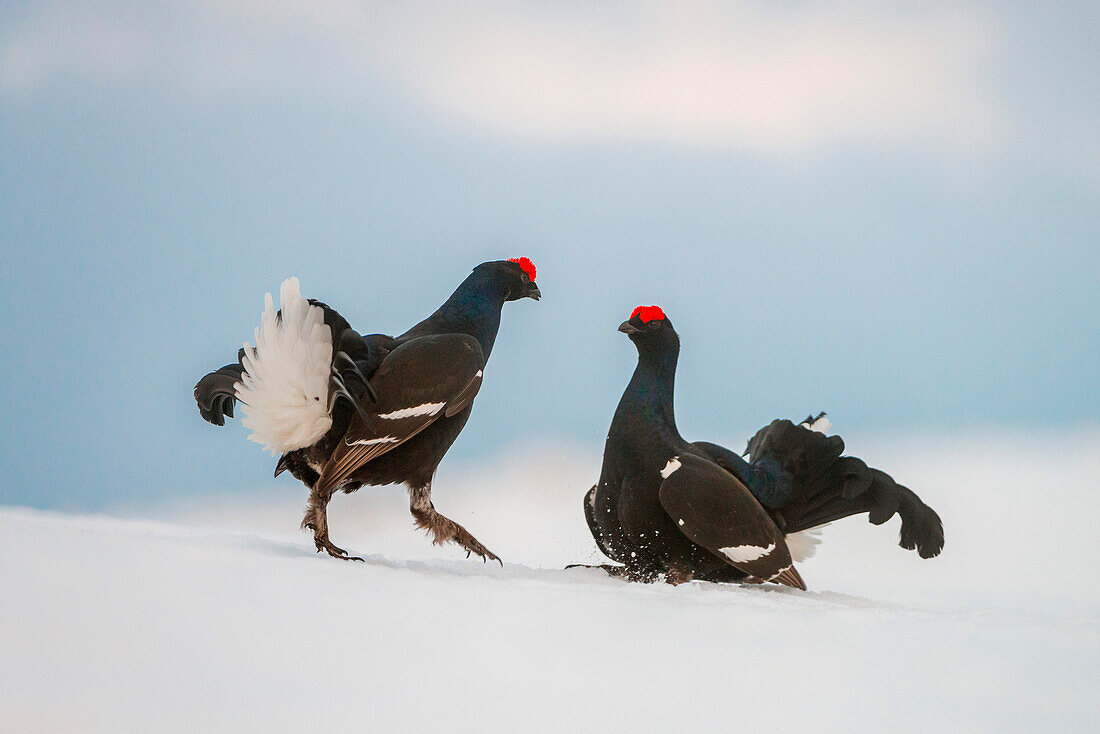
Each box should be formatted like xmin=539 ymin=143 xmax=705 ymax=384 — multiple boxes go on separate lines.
xmin=1 ymin=1 xmax=1000 ymax=151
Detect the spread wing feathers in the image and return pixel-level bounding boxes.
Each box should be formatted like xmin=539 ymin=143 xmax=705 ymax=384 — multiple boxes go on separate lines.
xmin=657 ymin=454 xmax=805 ymax=589
xmin=313 ymin=334 xmax=485 ymax=496
xmin=690 ymin=440 xmax=793 ymax=507
xmin=745 ymin=419 xmax=944 ymax=559
xmin=235 ymin=278 xmax=335 ymax=454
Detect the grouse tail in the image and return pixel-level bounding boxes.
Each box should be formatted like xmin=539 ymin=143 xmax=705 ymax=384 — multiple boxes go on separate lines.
xmin=747 ymin=418 xmax=944 ymax=559
xmin=234 ymin=278 xmax=335 ymax=454
xmin=194 ymin=356 xmax=245 ymax=426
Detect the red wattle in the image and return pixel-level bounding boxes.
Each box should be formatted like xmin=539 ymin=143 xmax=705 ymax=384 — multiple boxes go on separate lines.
xmin=630 ymin=305 xmax=666 ymax=323
xmin=508 ymin=257 xmax=537 ymax=282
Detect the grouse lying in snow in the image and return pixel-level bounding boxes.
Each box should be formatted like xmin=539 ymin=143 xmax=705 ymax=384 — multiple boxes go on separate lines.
xmin=579 ymin=306 xmax=944 ymax=589
xmin=194 ymin=258 xmax=540 ymax=562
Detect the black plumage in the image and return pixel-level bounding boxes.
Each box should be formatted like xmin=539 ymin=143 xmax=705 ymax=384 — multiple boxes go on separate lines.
xmin=194 ymin=259 xmax=540 ymax=562
xmin=581 ymin=307 xmax=944 ymax=588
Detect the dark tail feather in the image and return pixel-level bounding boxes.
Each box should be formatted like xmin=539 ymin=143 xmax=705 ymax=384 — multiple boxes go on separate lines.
xmin=194 ymin=357 xmax=244 ymax=426
xmin=747 ymin=418 xmax=944 ymax=558
xmin=895 ymin=484 xmax=944 ymax=558
xmin=771 ymin=565 xmax=806 ymax=591
xmin=274 ymin=453 xmax=291 ymax=478
xmin=866 ymin=469 xmax=902 ymax=525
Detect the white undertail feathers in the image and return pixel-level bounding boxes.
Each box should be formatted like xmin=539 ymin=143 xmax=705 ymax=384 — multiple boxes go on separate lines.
xmin=784 ymin=525 xmax=829 ymax=563
xmin=235 ymin=278 xmax=334 ymax=454
xmin=801 ymin=414 xmax=832 ymax=434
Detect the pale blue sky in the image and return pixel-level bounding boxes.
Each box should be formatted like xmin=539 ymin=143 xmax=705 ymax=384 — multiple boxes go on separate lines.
xmin=1 ymin=1 xmax=1097 ymax=509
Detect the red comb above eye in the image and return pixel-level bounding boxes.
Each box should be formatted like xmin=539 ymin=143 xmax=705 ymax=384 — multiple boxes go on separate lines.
xmin=508 ymin=257 xmax=536 ymax=282
xmin=631 ymin=305 xmax=666 ymax=323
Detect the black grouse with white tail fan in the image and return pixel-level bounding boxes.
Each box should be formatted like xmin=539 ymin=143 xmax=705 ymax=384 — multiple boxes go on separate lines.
xmin=194 ymin=258 xmax=540 ymax=562
xmin=579 ymin=306 xmax=943 ymax=589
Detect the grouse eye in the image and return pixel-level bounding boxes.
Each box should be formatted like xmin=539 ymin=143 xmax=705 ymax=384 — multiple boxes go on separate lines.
xmin=520 ymin=272 xmax=530 ymax=283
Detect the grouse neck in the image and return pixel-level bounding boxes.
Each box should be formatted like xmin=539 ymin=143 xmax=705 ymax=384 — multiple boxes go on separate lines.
xmin=429 ymin=269 xmax=507 ymax=357
xmin=621 ymin=348 xmax=680 ymax=437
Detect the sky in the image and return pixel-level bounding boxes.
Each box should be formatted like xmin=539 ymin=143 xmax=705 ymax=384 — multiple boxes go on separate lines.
xmin=1 ymin=1 xmax=1097 ymax=510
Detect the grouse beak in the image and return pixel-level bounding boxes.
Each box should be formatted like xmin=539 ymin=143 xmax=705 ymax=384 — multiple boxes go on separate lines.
xmin=618 ymin=320 xmax=641 ymax=335
xmin=526 ymin=284 xmax=542 ymax=301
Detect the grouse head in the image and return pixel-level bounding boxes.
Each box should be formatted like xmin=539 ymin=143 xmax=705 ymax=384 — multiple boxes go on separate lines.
xmin=619 ymin=305 xmax=679 ymax=357
xmin=470 ymin=258 xmax=541 ymax=302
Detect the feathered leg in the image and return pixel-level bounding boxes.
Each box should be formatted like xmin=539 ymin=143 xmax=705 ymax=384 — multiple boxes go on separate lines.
xmin=408 ymin=482 xmax=501 ymax=564
xmin=302 ymin=481 xmax=362 ymax=561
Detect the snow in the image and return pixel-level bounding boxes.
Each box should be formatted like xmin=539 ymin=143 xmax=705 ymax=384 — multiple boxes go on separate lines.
xmin=2 ymin=429 xmax=1098 ymax=732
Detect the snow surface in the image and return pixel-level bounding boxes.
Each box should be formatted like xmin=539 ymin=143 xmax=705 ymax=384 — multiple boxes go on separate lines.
xmin=2 ymin=429 xmax=1098 ymax=732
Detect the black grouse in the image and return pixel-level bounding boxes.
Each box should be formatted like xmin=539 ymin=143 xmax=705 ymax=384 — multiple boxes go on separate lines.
xmin=194 ymin=258 xmax=540 ymax=563
xmin=580 ymin=306 xmax=944 ymax=589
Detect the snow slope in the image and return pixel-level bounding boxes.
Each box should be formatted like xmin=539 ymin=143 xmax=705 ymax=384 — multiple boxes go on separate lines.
xmin=2 ymin=429 xmax=1098 ymax=732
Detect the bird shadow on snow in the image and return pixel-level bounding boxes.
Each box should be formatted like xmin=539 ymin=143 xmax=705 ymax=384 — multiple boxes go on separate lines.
xmin=21 ymin=507 xmax=1069 ymax=622
xmin=183 ymin=531 xmax=1098 ymax=628
xmin=9 ymin=507 xmax=1087 ymax=627
xmin=162 ymin=519 xmax=897 ymax=610
xmin=216 ymin=527 xmax=888 ymax=611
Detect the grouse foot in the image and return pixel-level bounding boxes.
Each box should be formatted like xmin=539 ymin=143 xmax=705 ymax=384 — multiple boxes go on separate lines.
xmin=304 ymin=523 xmax=363 ymax=562
xmin=411 ymin=506 xmax=501 ymax=565
xmin=451 ymin=525 xmax=501 ymax=565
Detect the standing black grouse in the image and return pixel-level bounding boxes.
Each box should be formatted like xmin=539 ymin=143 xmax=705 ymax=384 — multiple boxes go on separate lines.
xmin=194 ymin=258 xmax=540 ymax=563
xmin=580 ymin=306 xmax=943 ymax=589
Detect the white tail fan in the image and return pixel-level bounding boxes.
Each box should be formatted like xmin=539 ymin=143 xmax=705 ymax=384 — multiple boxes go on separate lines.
xmin=235 ymin=278 xmax=333 ymax=454
xmin=784 ymin=525 xmax=829 ymax=563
